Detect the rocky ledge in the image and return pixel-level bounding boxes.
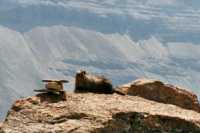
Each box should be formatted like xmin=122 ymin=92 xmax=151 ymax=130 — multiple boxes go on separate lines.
xmin=1 ymin=91 xmax=200 ymax=132
xmin=117 ymin=78 xmax=200 ymax=113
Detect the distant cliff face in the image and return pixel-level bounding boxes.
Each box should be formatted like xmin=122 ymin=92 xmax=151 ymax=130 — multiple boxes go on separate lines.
xmin=1 ymin=91 xmax=200 ymax=132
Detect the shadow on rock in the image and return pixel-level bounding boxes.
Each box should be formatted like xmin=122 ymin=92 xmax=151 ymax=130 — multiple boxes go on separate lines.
xmin=36 ymin=92 xmax=66 ymax=103
xmin=93 ymin=112 xmax=200 ymax=133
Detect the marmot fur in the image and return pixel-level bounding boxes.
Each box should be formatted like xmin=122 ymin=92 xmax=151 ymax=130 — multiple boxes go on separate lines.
xmin=75 ymin=70 xmax=124 ymax=95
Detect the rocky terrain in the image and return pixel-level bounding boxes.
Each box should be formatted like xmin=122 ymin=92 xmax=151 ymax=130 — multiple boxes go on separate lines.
xmin=1 ymin=91 xmax=200 ymax=132
xmin=118 ymin=79 xmax=200 ymax=113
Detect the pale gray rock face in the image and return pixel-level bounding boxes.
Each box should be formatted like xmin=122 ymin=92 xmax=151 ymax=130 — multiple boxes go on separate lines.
xmin=0 ymin=0 xmax=200 ymax=119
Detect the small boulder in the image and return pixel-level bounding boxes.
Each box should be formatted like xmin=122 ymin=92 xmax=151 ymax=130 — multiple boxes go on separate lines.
xmin=118 ymin=78 xmax=200 ymax=112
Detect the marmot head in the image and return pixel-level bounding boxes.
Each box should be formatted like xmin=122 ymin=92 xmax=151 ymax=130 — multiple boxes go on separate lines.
xmin=76 ymin=70 xmax=86 ymax=77
xmin=76 ymin=70 xmax=88 ymax=83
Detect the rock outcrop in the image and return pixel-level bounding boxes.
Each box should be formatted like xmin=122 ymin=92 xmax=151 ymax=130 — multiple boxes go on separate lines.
xmin=0 ymin=122 xmax=2 ymax=129
xmin=1 ymin=92 xmax=200 ymax=132
xmin=117 ymin=78 xmax=200 ymax=113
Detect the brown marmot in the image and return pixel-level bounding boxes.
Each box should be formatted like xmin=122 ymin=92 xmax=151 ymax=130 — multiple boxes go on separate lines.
xmin=75 ymin=70 xmax=124 ymax=95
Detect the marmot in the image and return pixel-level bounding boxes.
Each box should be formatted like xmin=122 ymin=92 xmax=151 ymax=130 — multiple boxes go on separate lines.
xmin=75 ymin=70 xmax=124 ymax=95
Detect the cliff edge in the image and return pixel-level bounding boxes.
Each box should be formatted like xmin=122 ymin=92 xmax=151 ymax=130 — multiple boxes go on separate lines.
xmin=1 ymin=91 xmax=200 ymax=132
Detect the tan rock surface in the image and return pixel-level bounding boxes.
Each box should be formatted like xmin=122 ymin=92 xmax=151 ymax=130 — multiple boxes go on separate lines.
xmin=1 ymin=92 xmax=200 ymax=132
xmin=117 ymin=78 xmax=200 ymax=113
xmin=0 ymin=122 xmax=2 ymax=129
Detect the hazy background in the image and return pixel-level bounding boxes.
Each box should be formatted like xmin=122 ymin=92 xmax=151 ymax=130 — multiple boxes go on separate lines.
xmin=0 ymin=0 xmax=200 ymax=119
